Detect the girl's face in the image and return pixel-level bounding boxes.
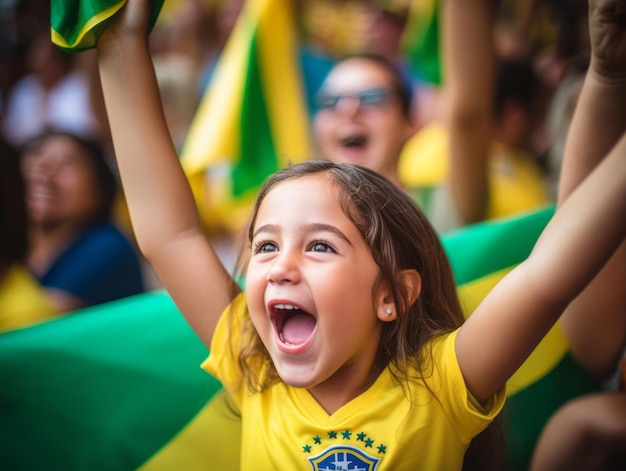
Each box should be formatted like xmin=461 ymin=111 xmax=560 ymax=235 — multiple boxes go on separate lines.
xmin=246 ymin=174 xmax=389 ymax=399
xmin=313 ymin=58 xmax=414 ymax=181
xmin=21 ymin=135 xmax=102 ymax=229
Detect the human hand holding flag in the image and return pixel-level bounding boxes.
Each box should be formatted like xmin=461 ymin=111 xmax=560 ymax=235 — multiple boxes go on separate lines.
xmin=51 ymin=0 xmax=165 ymax=52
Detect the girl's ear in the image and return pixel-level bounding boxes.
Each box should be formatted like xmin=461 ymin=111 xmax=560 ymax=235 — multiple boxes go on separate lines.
xmin=376 ymin=269 xmax=422 ymax=322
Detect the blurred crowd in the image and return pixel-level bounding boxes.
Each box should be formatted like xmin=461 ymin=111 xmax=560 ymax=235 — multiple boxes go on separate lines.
xmin=0 ymin=0 xmax=595 ymax=329
xmin=1 ymin=0 xmax=624 ymax=469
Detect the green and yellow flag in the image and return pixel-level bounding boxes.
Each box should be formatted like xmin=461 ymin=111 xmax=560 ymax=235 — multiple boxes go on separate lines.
xmin=401 ymin=0 xmax=442 ymax=85
xmin=50 ymin=0 xmax=312 ymax=234
xmin=50 ymin=0 xmax=165 ymax=52
xmin=0 ymin=205 xmax=600 ymax=470
xmin=0 ymin=291 xmax=239 ymax=470
xmin=180 ymin=0 xmax=312 ymax=233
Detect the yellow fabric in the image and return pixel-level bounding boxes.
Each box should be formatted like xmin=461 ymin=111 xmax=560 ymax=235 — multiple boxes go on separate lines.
xmin=399 ymin=119 xmax=450 ymax=188
xmin=458 ymin=266 xmax=569 ymax=396
xmin=180 ymin=0 xmax=310 ymax=175
xmin=180 ymin=0 xmax=310 ymax=235
xmin=486 ymin=142 xmax=550 ymax=219
xmin=139 ymin=390 xmax=241 ymax=470
xmin=203 ymin=295 xmax=505 ymax=470
xmin=256 ymin=0 xmax=311 ymax=168
xmin=50 ymin=1 xmax=125 ymax=50
xmin=399 ymin=122 xmax=550 ymax=220
xmin=0 ymin=265 xmax=57 ymax=332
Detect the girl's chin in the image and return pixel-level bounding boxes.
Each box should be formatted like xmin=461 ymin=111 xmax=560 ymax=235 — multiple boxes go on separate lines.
xmin=271 ymin=355 xmax=321 ymax=389
xmin=276 ymin=369 xmax=318 ymax=389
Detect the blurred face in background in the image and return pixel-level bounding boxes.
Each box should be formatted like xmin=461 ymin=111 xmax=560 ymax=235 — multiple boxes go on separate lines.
xmin=20 ymin=134 xmax=103 ymax=231
xmin=313 ymin=57 xmax=415 ymax=184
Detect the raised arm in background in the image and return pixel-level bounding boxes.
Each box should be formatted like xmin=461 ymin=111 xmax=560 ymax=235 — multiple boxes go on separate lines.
xmin=452 ymin=0 xmax=626 ymax=402
xmin=442 ymin=0 xmax=495 ymax=224
xmin=556 ymin=0 xmax=626 ymax=380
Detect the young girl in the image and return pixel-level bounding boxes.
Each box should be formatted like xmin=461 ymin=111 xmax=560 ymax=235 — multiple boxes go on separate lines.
xmin=95 ymin=0 xmax=626 ymax=468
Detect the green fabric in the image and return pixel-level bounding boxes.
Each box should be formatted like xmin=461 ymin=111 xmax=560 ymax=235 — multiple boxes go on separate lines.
xmin=234 ymin=31 xmax=279 ymax=197
xmin=50 ymin=0 xmax=165 ymax=52
xmin=1 ymin=205 xmax=600 ymax=470
xmin=441 ymin=205 xmax=556 ymax=285
xmin=0 ymin=291 xmax=220 ymax=471
xmin=503 ymin=353 xmax=601 ymax=471
xmin=403 ymin=0 xmax=442 ymax=85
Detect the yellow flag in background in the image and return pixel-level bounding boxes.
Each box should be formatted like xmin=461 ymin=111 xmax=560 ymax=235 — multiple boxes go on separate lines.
xmin=180 ymin=0 xmax=312 ymax=234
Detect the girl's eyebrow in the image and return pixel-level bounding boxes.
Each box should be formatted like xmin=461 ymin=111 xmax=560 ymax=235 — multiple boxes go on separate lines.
xmin=252 ymin=223 xmax=354 ymax=247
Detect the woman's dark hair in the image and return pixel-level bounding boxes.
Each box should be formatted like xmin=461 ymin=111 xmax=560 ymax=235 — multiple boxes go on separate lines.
xmin=21 ymin=130 xmax=118 ymax=223
xmin=493 ymin=57 xmax=539 ymax=120
xmin=0 ymin=137 xmax=28 ymax=268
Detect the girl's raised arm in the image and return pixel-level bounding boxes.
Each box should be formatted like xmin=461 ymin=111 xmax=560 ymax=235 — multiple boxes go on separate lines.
xmin=96 ymin=0 xmax=239 ymax=347
xmin=454 ymin=0 xmax=626 ymax=403
xmin=456 ymin=131 xmax=626 ymax=403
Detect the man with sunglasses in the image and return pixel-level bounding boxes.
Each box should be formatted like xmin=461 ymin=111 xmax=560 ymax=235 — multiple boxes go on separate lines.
xmin=312 ymin=53 xmax=419 ymax=189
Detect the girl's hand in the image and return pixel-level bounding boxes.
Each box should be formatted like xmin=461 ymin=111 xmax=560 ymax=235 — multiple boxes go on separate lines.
xmin=589 ymin=0 xmax=626 ymax=80
xmin=98 ymin=0 xmax=153 ymax=51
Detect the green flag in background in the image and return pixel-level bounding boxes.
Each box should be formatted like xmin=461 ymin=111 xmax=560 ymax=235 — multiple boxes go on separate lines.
xmin=180 ymin=0 xmax=311 ymax=234
xmin=50 ymin=0 xmax=165 ymax=52
xmin=50 ymin=0 xmax=312 ymax=236
xmin=0 ymin=205 xmax=601 ymax=470
xmin=401 ymin=0 xmax=442 ymax=85
xmin=0 ymin=291 xmax=237 ymax=471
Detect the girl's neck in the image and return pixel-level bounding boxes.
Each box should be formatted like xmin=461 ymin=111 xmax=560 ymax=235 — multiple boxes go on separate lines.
xmin=307 ymin=355 xmax=387 ymax=415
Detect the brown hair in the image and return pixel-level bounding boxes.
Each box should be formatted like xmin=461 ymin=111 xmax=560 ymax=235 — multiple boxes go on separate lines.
xmin=0 ymin=137 xmax=28 ymax=269
xmin=232 ymin=160 xmax=464 ymax=392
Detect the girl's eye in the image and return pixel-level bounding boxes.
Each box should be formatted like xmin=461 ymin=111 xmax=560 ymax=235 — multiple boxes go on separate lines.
xmin=310 ymin=241 xmax=335 ymax=253
xmin=253 ymin=240 xmax=278 ymax=254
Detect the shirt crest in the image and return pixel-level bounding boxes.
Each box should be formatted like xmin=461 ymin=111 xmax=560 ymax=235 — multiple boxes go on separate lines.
xmin=308 ymin=445 xmax=380 ymax=470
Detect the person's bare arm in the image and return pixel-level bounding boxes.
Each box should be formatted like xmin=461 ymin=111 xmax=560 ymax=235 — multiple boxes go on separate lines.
xmin=442 ymin=0 xmax=495 ymax=224
xmin=456 ymin=130 xmax=626 ymax=402
xmin=96 ymin=0 xmax=238 ymax=347
xmin=557 ymin=0 xmax=626 ymax=379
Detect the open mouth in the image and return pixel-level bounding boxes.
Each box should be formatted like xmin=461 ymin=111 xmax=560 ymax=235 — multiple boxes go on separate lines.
xmin=340 ymin=133 xmax=368 ymax=149
xmin=270 ymin=303 xmax=317 ymax=347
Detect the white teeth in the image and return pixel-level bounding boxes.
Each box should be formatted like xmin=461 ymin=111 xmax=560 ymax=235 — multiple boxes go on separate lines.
xmin=274 ymin=304 xmax=296 ymax=310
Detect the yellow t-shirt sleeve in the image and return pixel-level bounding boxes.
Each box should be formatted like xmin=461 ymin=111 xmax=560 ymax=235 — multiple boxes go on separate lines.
xmin=201 ymin=292 xmax=248 ymax=402
xmin=429 ymin=330 xmax=507 ymax=440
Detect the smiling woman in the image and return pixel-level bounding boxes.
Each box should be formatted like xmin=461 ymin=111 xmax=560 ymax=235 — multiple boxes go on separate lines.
xmin=19 ymin=130 xmax=145 ymax=313
xmin=313 ymin=54 xmax=417 ymax=188
xmin=0 ymin=136 xmax=57 ymax=331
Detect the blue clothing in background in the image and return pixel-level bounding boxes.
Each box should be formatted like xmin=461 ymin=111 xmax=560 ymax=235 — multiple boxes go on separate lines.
xmin=37 ymin=222 xmax=144 ymax=306
xmin=299 ymin=46 xmax=337 ymax=117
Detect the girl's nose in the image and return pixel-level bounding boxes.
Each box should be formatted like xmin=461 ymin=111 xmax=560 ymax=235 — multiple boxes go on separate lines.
xmin=266 ymin=251 xmax=301 ymax=284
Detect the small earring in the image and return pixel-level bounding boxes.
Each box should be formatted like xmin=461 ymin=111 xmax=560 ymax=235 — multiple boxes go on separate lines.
xmin=385 ymin=308 xmax=393 ymax=316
